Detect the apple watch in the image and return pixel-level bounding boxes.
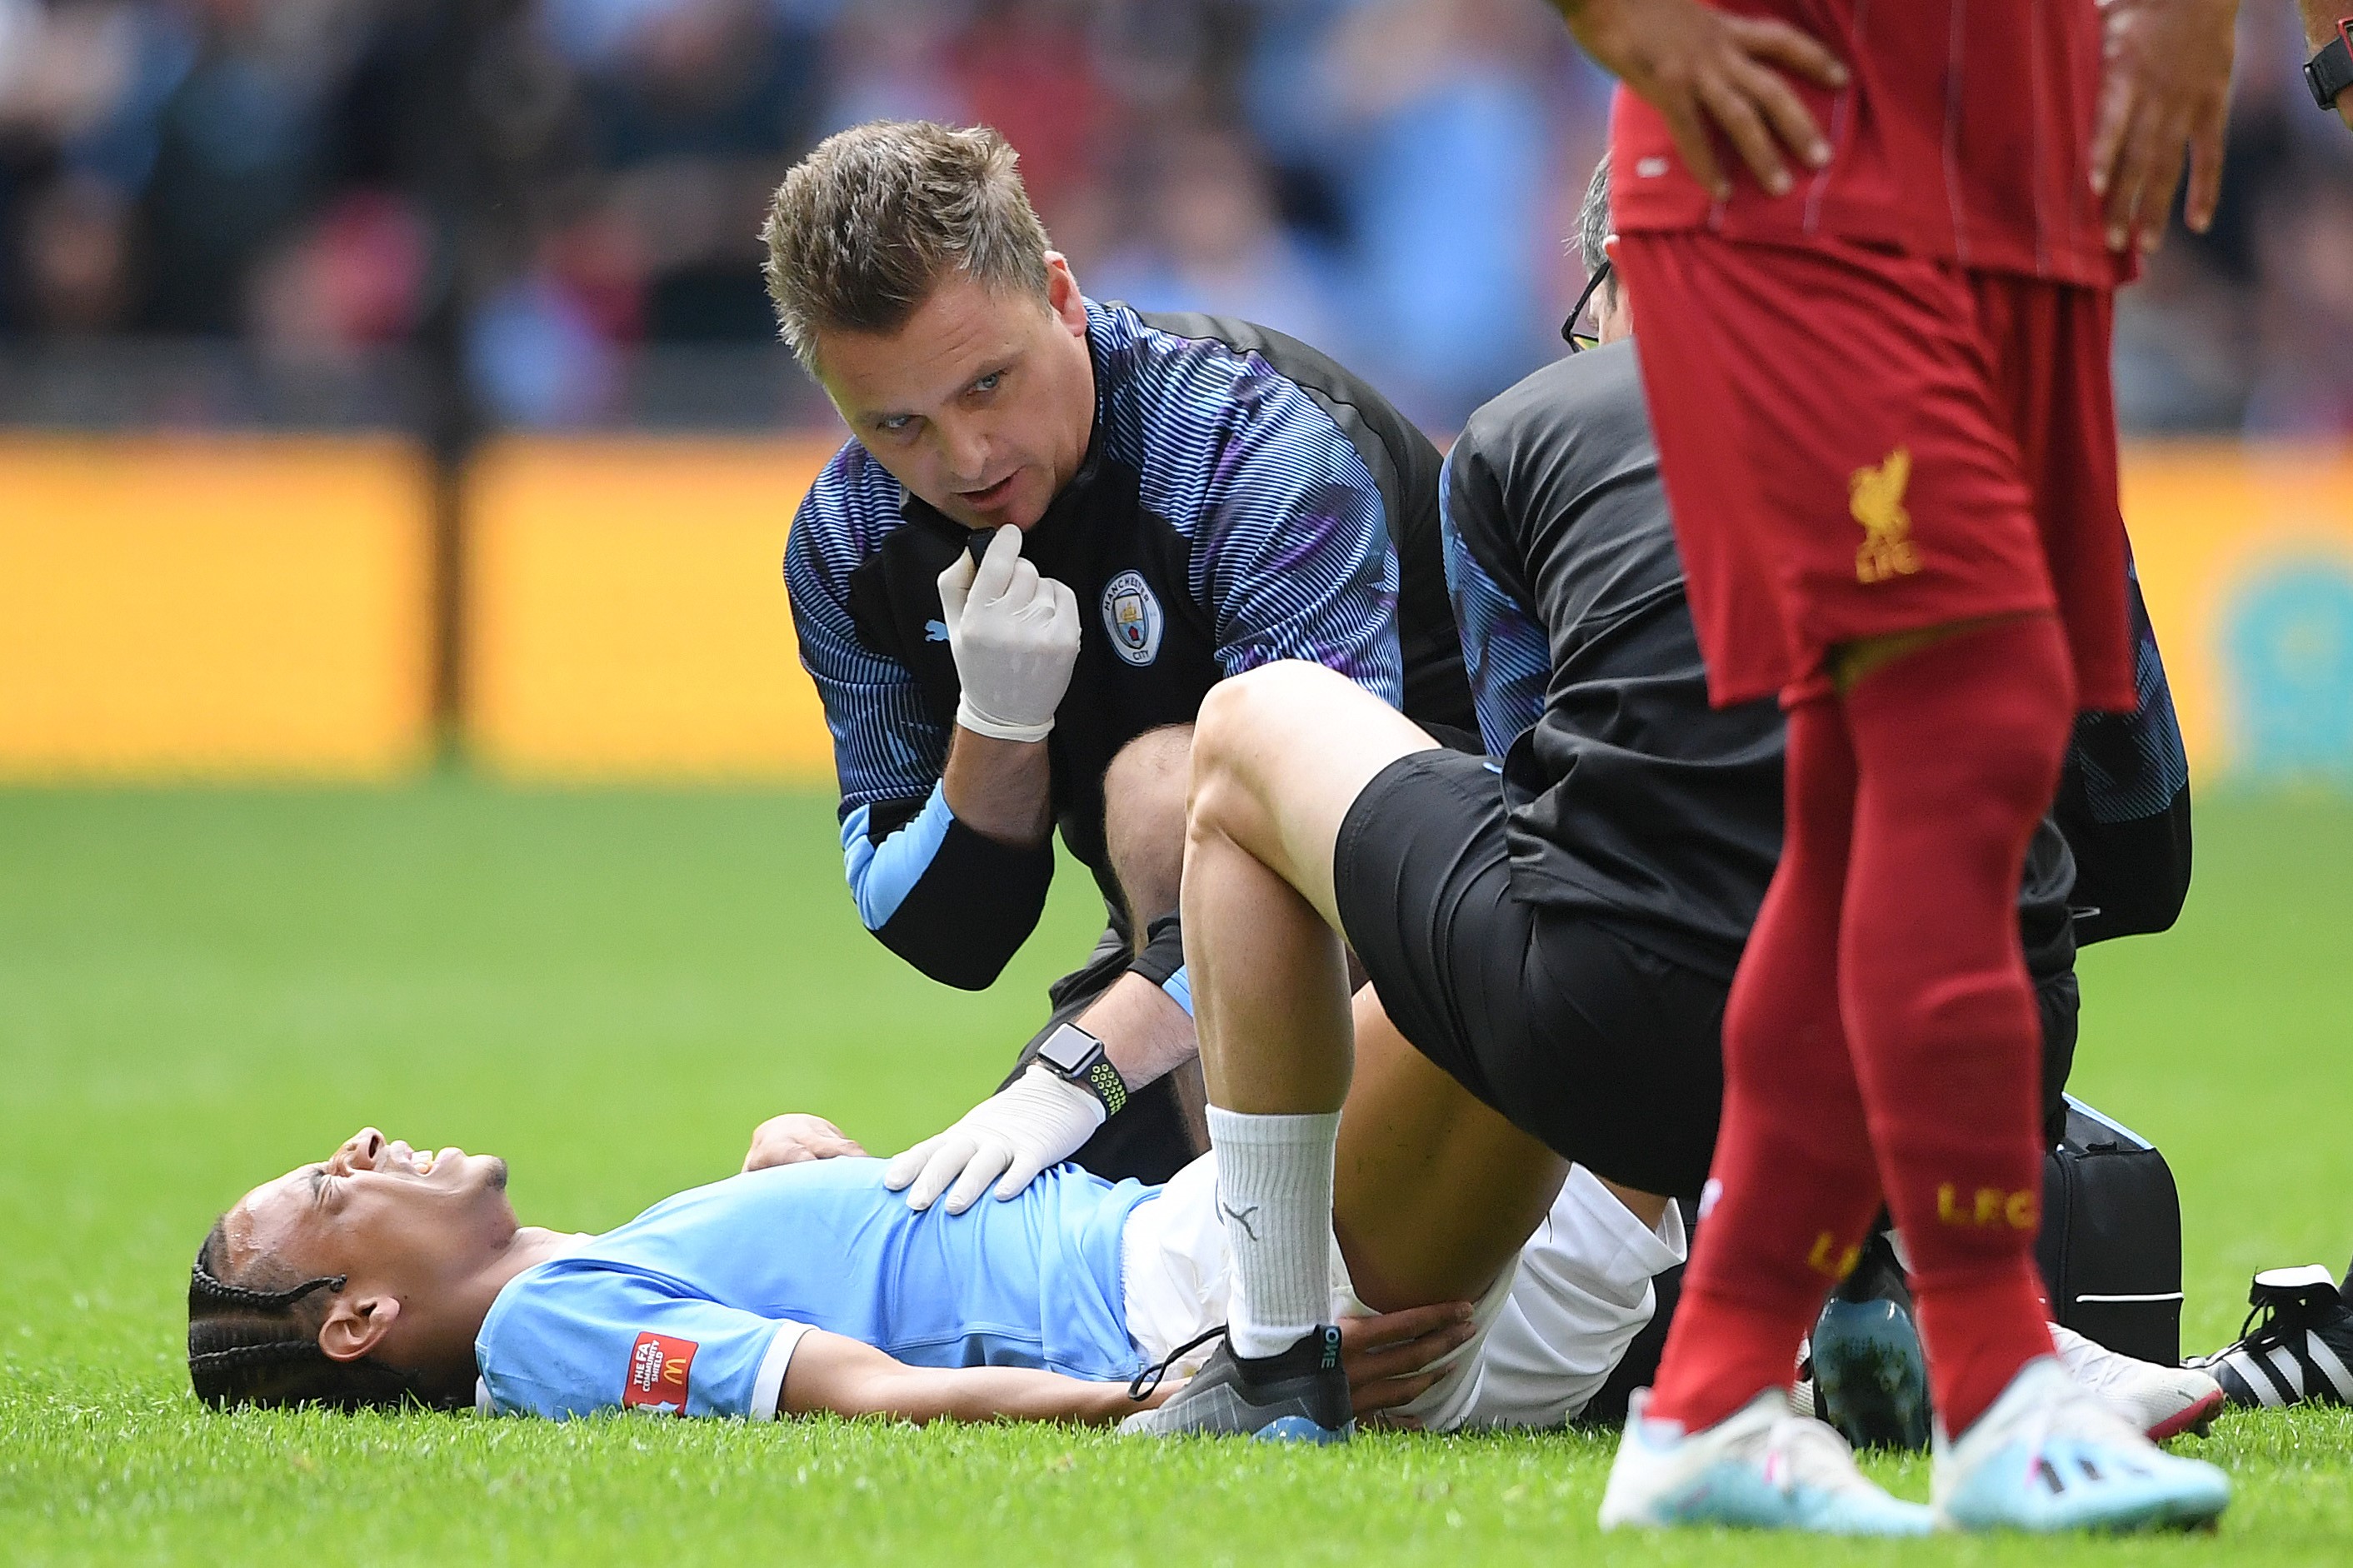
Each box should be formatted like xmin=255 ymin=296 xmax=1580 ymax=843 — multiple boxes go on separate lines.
xmin=2306 ymin=19 xmax=2353 ymax=112
xmin=1034 ymin=1022 xmax=1129 ymax=1119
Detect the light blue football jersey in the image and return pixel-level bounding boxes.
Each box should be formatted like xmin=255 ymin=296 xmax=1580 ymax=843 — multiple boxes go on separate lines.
xmin=476 ymin=1157 xmax=1156 ymax=1420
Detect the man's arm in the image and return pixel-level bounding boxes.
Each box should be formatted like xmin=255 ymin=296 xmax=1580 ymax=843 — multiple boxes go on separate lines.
xmin=787 ymin=489 xmax=1057 ymax=991
xmin=1550 ymin=0 xmax=1846 ymax=200
xmin=942 ymin=727 xmax=1052 ymax=845
xmin=2088 ymin=0 xmax=2241 ymax=252
xmin=1069 ymin=971 xmax=1198 ymax=1093
xmin=781 ymin=1305 xmax=1479 ymax=1423
xmin=782 ymin=1331 xmax=1154 ymax=1424
xmin=1439 ymin=444 xmax=1553 ymax=759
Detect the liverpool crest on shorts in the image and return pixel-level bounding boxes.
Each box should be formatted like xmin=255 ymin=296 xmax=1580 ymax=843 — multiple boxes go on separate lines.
xmin=1850 ymin=447 xmax=1922 ymax=585
xmin=1102 ymin=570 xmax=1163 ymax=667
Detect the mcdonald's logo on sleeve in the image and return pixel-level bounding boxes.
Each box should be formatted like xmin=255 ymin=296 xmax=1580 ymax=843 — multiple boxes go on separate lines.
xmin=622 ymin=1331 xmax=698 ymax=1413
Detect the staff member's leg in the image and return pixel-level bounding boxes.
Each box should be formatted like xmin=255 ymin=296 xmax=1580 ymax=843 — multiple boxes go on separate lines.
xmin=1122 ymin=985 xmax=1689 ymax=1432
xmin=1132 ymin=661 xmax=1705 ymax=1439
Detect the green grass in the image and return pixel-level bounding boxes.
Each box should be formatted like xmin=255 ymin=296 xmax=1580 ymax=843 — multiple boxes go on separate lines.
xmin=2 ymin=782 xmax=2349 ymax=1564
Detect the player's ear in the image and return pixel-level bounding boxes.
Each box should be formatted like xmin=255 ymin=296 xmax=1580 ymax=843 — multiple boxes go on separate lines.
xmin=317 ymin=1291 xmax=401 ymax=1363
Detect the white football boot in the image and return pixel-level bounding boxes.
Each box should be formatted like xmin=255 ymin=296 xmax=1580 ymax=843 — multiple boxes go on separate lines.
xmin=2047 ymin=1321 xmax=2225 ymax=1440
xmin=1599 ymin=1387 xmax=1932 ymax=1536
xmin=1932 ymin=1356 xmax=2231 ymax=1532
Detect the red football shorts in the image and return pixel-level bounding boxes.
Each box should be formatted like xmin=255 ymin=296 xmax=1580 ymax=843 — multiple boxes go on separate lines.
xmin=1613 ymin=232 xmax=2134 ymax=712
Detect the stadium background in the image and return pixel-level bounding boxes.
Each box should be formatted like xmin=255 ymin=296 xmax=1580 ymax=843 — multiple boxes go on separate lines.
xmin=2 ymin=0 xmax=2350 ymax=784
xmin=5 ymin=6 xmax=2353 ymax=1561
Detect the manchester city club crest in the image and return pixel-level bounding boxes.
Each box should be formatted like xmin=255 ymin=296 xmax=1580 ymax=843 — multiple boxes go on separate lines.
xmin=1101 ymin=569 xmax=1163 ymax=667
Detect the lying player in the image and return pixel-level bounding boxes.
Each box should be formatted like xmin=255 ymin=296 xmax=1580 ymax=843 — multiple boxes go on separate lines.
xmin=184 ymin=1011 xmax=1686 ymax=1430
xmin=1134 ymin=162 xmax=2221 ymax=1528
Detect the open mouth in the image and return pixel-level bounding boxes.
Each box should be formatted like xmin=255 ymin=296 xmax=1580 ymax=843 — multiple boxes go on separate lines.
xmin=958 ymin=473 xmax=1017 ymax=508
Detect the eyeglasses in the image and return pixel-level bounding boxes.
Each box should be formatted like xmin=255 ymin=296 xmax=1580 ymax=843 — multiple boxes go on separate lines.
xmin=1561 ymin=259 xmax=1612 ymax=353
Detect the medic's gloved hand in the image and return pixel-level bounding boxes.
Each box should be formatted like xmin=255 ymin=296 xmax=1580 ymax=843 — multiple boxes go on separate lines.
xmin=935 ymin=525 xmax=1082 ymax=743
xmin=883 ymin=1065 xmax=1105 ymax=1214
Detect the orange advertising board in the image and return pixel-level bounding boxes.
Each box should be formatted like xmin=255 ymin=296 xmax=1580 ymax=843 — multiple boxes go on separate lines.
xmin=0 ymin=436 xmax=432 ymax=779
xmin=2 ymin=434 xmax=2346 ymax=787
xmin=465 ymin=436 xmax=839 ymax=781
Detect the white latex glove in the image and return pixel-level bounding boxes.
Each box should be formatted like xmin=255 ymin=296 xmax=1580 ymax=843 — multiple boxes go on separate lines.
xmin=884 ymin=1064 xmax=1106 ymax=1214
xmin=935 ymin=525 xmax=1082 ymax=743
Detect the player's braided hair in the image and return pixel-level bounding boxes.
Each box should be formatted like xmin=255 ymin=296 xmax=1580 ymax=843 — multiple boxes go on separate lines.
xmin=186 ymin=1220 xmax=456 ymax=1412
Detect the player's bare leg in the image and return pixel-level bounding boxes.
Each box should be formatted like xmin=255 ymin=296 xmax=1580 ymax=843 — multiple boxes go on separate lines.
xmin=1182 ymin=664 xmax=1434 ymax=1106
xmin=1332 ymin=991 xmax=1570 ymax=1312
xmin=1181 ymin=660 xmax=1432 ymax=1368
xmin=1107 ymin=704 xmax=1659 ymax=1311
xmin=1122 ymin=662 xmax=1438 ymax=1439
xmin=1130 ymin=661 xmax=1681 ymax=1441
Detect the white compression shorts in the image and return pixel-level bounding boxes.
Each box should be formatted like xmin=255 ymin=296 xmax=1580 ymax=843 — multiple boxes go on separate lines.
xmin=1117 ymin=1153 xmax=1686 ymax=1431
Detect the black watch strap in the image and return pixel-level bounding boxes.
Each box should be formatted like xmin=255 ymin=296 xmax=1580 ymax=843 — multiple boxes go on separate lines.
xmin=2306 ymin=21 xmax=2353 ymax=111
xmin=1034 ymin=1022 xmax=1129 ymax=1118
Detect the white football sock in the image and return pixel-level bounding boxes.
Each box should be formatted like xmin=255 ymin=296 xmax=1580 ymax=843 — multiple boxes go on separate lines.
xmin=1206 ymin=1106 xmax=1340 ymax=1361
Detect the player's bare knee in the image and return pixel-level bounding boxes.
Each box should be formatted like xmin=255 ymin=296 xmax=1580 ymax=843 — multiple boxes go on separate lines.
xmin=1196 ymin=662 xmax=1345 ymax=772
xmin=1191 ymin=665 xmax=1322 ymax=828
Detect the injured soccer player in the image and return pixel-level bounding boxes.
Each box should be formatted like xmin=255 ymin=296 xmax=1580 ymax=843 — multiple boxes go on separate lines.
xmin=184 ymin=1015 xmax=1685 ymax=1428
xmin=1131 ymin=156 xmax=2221 ymax=1484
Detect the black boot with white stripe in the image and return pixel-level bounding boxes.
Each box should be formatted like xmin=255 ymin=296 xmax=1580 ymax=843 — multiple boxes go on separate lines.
xmin=2188 ymin=1265 xmax=2353 ymax=1410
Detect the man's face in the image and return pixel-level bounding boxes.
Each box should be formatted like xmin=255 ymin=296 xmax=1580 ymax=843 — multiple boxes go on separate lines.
xmin=223 ymin=1128 xmax=517 ymax=1357
xmin=813 ymin=255 xmax=1096 ymax=532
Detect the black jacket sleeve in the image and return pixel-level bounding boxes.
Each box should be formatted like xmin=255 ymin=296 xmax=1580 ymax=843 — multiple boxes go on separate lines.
xmin=2053 ymin=569 xmax=2193 ymax=946
xmin=851 ymin=792 xmax=1056 ymax=991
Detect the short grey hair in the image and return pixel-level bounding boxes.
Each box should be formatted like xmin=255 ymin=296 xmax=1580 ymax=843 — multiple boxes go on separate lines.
xmin=1576 ymin=155 xmax=1612 ymax=282
xmin=761 ymin=121 xmax=1052 ymax=371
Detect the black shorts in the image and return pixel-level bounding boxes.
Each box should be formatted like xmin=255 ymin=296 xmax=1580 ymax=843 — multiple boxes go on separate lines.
xmin=998 ymin=926 xmax=1204 ymax=1186
xmin=1331 ymin=747 xmax=1730 ymax=1199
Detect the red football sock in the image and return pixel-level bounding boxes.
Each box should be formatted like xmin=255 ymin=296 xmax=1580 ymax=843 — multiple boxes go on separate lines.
xmin=1646 ymin=697 xmax=1883 ymax=1433
xmin=1840 ymin=617 xmax=2074 ymax=1436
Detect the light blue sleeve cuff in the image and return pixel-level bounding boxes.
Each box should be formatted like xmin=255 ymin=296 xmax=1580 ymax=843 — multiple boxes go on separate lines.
xmin=1160 ymin=964 xmax=1193 ymax=1018
xmin=842 ymin=782 xmax=956 ymax=931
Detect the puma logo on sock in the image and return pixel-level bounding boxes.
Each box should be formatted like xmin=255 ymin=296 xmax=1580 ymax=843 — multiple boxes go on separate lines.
xmin=1220 ymin=1200 xmax=1261 ymax=1241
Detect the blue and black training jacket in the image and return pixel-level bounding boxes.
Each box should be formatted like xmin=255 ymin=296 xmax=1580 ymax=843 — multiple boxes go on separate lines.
xmin=785 ymin=298 xmax=1476 ymax=991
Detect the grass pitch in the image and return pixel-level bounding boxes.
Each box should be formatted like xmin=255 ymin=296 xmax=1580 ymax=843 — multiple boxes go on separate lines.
xmin=2 ymin=782 xmax=2350 ymax=1564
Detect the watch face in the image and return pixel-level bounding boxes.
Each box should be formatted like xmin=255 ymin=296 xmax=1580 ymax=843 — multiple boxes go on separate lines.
xmin=1036 ymin=1023 xmax=1096 ymax=1075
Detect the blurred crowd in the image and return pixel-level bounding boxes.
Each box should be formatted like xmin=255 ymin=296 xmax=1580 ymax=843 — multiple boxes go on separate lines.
xmin=0 ymin=0 xmax=2345 ymax=435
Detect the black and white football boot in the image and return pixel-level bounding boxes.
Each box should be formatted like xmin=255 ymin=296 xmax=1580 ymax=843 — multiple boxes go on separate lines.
xmin=1120 ymin=1325 xmax=1352 ymax=1443
xmin=2188 ymin=1265 xmax=2353 ymax=1410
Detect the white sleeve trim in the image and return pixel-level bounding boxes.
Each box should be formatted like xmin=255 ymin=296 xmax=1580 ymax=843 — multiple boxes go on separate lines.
xmin=751 ymin=1321 xmax=814 ymax=1421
